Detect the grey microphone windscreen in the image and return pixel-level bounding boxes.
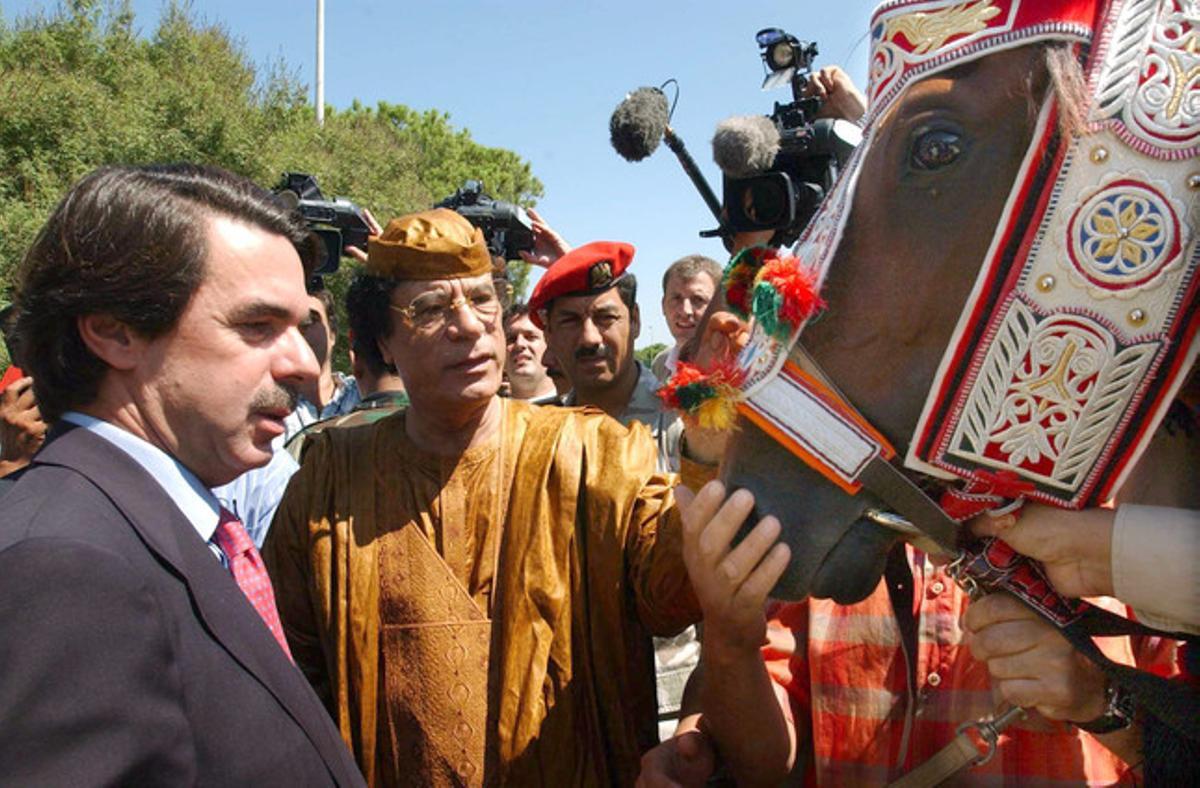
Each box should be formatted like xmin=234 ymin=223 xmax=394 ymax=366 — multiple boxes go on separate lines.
xmin=712 ymin=115 xmax=781 ymax=178
xmin=610 ymin=87 xmax=669 ymax=162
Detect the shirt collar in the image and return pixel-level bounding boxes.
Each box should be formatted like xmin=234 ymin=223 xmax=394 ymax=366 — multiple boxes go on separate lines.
xmin=620 ymin=362 xmax=666 ymax=421
xmin=665 ymin=344 xmax=681 ymax=375
xmin=325 ymin=372 xmax=361 ymax=417
xmin=564 ymin=362 xmax=665 ymax=423
xmin=61 ymin=412 xmax=222 ymax=544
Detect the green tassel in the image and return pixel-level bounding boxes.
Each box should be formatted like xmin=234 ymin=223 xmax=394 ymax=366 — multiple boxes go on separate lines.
xmin=677 ymin=383 xmax=717 ymax=411
xmin=752 ymin=282 xmax=786 ymax=340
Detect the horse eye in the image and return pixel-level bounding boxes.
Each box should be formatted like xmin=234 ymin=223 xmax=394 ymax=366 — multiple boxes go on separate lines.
xmin=910 ymin=129 xmax=964 ymax=171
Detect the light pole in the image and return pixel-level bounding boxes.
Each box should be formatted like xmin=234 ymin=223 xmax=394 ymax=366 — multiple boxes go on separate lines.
xmin=315 ymin=0 xmax=325 ymax=127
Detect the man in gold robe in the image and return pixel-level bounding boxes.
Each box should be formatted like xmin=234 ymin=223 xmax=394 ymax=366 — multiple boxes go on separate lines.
xmin=264 ymin=209 xmax=710 ymax=786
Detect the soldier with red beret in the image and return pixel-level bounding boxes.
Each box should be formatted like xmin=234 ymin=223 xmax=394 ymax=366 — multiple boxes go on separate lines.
xmin=529 ymin=240 xmax=683 ymax=473
xmin=529 ymin=240 xmax=696 ymax=740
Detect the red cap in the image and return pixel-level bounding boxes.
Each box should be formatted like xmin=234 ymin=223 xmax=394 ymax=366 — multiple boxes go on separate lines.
xmin=528 ymin=241 xmax=635 ymax=328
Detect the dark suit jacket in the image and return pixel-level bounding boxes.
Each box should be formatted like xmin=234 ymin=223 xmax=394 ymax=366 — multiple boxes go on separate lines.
xmin=0 ymin=424 xmax=365 ymax=787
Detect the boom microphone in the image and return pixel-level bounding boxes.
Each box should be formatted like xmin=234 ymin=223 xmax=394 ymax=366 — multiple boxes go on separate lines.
xmin=608 ymin=86 xmax=723 ymax=222
xmin=712 ymin=115 xmax=781 ymax=178
xmin=610 ymin=87 xmax=669 ymax=162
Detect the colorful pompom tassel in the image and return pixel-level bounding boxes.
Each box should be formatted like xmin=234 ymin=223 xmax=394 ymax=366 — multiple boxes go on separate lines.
xmin=657 ymin=361 xmax=745 ymax=431
xmin=722 ymin=246 xmax=825 ymax=340
xmin=750 ymin=257 xmax=825 ymax=342
xmin=722 ymin=246 xmax=769 ymax=319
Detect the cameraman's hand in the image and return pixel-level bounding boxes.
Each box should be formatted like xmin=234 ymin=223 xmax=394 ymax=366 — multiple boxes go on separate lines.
xmin=807 ymin=66 xmax=867 ymax=123
xmin=344 ymin=208 xmax=383 ymax=263
xmin=731 ymin=231 xmax=775 ymax=255
xmin=0 ymin=375 xmax=46 ymax=469
xmin=519 ymin=207 xmax=572 ymax=268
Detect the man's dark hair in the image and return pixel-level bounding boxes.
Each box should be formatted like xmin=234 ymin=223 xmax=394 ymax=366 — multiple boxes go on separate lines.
xmin=660 ymin=254 xmax=721 ymax=294
xmin=615 ymin=273 xmax=638 ymax=313
xmin=15 ymin=163 xmax=316 ymax=422
xmin=345 ymin=272 xmax=399 ymax=377
xmin=503 ymin=301 xmax=531 ymax=328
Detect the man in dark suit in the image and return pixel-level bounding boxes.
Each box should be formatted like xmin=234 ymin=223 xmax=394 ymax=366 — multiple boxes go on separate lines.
xmin=0 ymin=164 xmax=365 ymax=786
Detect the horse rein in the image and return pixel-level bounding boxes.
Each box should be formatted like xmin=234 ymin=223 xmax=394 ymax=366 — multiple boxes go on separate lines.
xmin=783 ymin=343 xmax=1200 ymax=784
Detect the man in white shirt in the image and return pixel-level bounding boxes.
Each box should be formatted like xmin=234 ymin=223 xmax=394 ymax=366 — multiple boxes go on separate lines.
xmin=651 ymin=255 xmax=721 ymax=383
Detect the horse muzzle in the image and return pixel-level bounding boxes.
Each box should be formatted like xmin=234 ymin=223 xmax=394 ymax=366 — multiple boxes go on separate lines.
xmin=722 ymin=418 xmax=906 ymax=604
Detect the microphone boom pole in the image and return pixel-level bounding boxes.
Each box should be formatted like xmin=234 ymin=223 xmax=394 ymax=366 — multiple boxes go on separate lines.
xmin=662 ymin=126 xmax=723 ymax=223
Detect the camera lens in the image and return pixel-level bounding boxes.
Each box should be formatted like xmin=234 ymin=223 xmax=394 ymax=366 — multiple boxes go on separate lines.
xmin=745 ymin=179 xmax=789 ymax=226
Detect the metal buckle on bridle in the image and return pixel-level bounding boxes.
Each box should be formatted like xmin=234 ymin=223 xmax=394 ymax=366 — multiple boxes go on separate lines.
xmin=956 ymin=706 xmax=1027 ymax=767
xmin=863 ymin=508 xmax=924 ymax=538
xmin=944 ymin=549 xmax=981 ymax=600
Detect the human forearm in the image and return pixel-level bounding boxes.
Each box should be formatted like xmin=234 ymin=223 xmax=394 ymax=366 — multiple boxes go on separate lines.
xmin=699 ymin=638 xmax=796 ymax=786
xmin=1090 ymin=723 xmax=1143 ymax=774
xmin=261 ymin=481 xmax=332 ymax=700
xmin=674 ymin=481 xmax=795 ymax=783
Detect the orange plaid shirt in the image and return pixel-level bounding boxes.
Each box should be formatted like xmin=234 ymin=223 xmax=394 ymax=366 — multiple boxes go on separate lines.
xmin=764 ymin=548 xmax=1176 ymax=786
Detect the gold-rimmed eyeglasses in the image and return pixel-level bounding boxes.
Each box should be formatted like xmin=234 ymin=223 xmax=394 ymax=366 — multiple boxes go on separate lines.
xmin=390 ymin=284 xmax=502 ymax=332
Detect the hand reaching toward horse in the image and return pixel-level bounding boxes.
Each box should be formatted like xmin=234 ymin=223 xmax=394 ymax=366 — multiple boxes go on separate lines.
xmin=677 ymin=311 xmax=753 ymax=465
xmin=964 ymin=593 xmax=1107 ymax=723
xmin=673 ymin=480 xmax=798 ymax=785
xmin=678 ymin=481 xmax=790 ymax=654
xmin=971 ymin=506 xmax=1114 ymax=599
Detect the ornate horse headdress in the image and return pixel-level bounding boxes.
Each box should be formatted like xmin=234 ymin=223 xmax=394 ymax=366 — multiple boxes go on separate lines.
xmin=660 ymin=0 xmax=1200 ymax=747
xmin=705 ymin=0 xmax=1198 ymax=516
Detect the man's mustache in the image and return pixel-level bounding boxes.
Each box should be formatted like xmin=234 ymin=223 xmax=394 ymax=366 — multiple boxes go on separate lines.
xmin=574 ymin=344 xmax=612 ymax=362
xmin=250 ymin=384 xmax=299 ymax=413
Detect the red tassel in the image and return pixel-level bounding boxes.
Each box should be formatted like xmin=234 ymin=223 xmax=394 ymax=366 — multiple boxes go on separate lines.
xmin=758 ymin=258 xmax=825 ymax=325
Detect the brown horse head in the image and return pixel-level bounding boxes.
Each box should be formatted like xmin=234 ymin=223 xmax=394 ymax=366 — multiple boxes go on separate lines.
xmin=802 ymin=46 xmax=1052 ymax=443
xmin=685 ymin=46 xmax=1056 ymax=602
xmin=699 ymin=20 xmax=1200 ymax=602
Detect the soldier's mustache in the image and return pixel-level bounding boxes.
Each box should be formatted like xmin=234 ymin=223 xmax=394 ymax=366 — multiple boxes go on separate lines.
xmin=575 ymin=344 xmax=612 ymax=361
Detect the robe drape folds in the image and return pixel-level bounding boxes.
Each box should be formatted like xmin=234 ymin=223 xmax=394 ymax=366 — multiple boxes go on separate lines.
xmin=265 ymin=400 xmax=704 ymax=786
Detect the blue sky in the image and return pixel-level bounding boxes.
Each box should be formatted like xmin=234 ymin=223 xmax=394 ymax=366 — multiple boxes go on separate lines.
xmin=5 ymin=0 xmax=878 ymax=346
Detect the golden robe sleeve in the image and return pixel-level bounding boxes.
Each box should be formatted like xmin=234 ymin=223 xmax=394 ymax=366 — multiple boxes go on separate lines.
xmin=582 ymin=414 xmax=702 ymax=636
xmin=262 ymin=425 xmax=387 ymax=785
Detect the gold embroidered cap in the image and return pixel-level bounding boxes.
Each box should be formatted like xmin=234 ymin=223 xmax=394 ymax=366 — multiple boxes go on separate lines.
xmin=367 ymin=208 xmax=492 ymax=280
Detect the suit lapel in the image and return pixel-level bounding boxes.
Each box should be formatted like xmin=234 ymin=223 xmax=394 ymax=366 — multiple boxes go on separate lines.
xmin=35 ymin=426 xmax=353 ymax=776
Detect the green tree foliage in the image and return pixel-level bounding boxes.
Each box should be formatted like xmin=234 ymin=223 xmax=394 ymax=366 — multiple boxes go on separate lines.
xmin=0 ymin=0 xmax=543 ymax=373
xmin=635 ymin=342 xmax=668 ymax=368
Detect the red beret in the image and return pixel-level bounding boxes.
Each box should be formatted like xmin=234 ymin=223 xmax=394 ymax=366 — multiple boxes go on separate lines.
xmin=528 ymin=241 xmax=635 ymax=329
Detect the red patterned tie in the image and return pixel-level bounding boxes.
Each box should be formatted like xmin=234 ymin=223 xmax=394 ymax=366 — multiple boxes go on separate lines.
xmin=212 ymin=508 xmax=293 ymax=661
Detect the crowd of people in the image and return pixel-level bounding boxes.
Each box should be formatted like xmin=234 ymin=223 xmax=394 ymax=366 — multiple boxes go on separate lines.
xmin=0 ymin=43 xmax=1195 ymax=788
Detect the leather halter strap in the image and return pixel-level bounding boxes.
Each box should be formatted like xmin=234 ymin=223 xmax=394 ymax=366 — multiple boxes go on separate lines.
xmin=737 ymin=344 xmax=961 ymax=555
xmin=766 ymin=343 xmax=1200 ymax=762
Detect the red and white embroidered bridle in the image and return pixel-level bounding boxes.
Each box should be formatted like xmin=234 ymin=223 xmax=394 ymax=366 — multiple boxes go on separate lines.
xmin=733 ymin=0 xmax=1198 ymax=529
